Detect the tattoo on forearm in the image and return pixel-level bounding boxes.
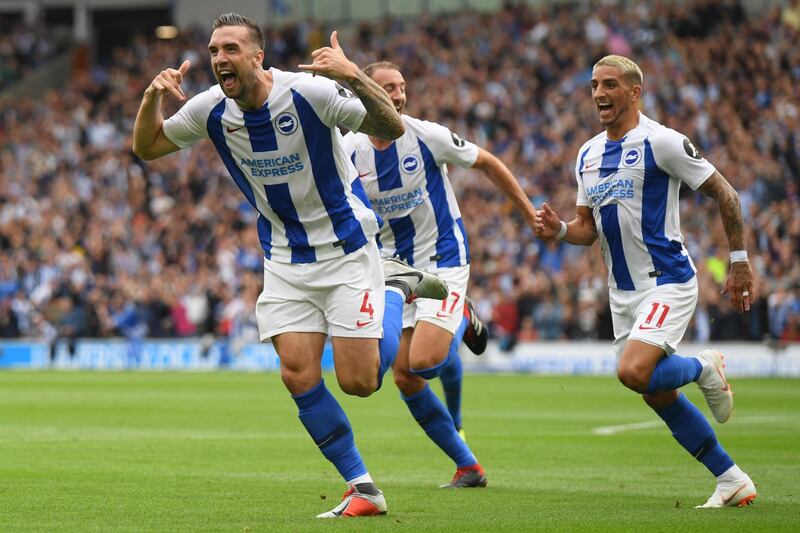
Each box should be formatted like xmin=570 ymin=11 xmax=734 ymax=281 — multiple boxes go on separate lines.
xmin=719 ymin=186 xmax=746 ymax=250
xmin=701 ymin=175 xmax=746 ymax=251
xmin=349 ymin=72 xmax=403 ymax=139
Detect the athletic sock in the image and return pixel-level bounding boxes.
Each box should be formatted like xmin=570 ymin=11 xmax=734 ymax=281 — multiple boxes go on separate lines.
xmin=377 ymin=289 xmax=404 ymax=390
xmin=655 ymin=393 xmax=735 ymax=476
xmin=440 ymin=316 xmax=468 ymax=429
xmin=646 ymin=354 xmax=702 ymax=394
xmin=403 ymin=384 xmax=477 ymax=468
xmin=293 ymin=380 xmax=367 ymax=481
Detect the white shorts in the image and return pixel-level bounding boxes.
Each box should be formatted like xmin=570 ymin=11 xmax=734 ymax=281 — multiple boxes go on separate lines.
xmin=610 ymin=277 xmax=698 ymax=358
xmin=403 ymin=265 xmax=469 ymax=334
xmin=256 ymin=242 xmax=385 ymax=341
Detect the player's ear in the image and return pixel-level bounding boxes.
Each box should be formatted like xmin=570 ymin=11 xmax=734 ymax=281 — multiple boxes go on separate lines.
xmin=254 ymin=48 xmax=264 ymax=68
xmin=631 ymin=84 xmax=642 ymax=102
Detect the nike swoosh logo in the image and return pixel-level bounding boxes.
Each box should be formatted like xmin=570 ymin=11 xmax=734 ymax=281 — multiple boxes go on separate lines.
xmin=436 ymin=312 xmax=450 ymax=318
xmin=390 ymin=272 xmax=423 ymax=283
xmin=638 ymin=324 xmax=660 ymax=330
xmin=721 ymin=484 xmax=746 ymax=506
xmin=356 ymin=320 xmax=373 ymax=328
xmin=357 ymin=172 xmax=370 ymax=178
xmin=584 ymin=161 xmax=597 ymax=169
xmin=226 ymin=126 xmax=243 ymax=134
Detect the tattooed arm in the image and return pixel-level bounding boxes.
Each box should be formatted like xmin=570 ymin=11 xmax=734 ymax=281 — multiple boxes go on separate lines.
xmin=298 ymin=30 xmax=404 ymax=140
xmin=346 ymin=70 xmax=404 ymax=140
xmin=697 ymin=171 xmax=755 ymax=312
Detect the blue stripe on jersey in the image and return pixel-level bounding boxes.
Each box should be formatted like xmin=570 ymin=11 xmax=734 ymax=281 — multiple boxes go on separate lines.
xmin=243 ymin=105 xmax=278 ymax=152
xmin=600 ymin=139 xmax=624 ymax=178
xmin=256 ymin=215 xmax=272 ymax=259
xmin=388 ymin=215 xmax=416 ymax=264
xmin=374 ymin=144 xmax=403 ymax=192
xmin=599 ymin=204 xmax=635 ymax=290
xmin=455 ymin=217 xmax=470 ymax=264
xmin=264 ymin=182 xmax=316 ymax=263
xmin=207 ymin=100 xmax=272 ymax=258
xmin=419 ymin=139 xmax=460 ymax=268
xmin=642 ymin=139 xmax=695 ymax=285
xmin=291 ymin=89 xmax=368 ymax=256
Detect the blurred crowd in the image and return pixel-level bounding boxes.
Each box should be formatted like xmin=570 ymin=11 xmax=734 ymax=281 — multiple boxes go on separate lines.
xmin=1 ymin=0 xmax=799 ymax=352
xmin=0 ymin=19 xmax=70 ymax=91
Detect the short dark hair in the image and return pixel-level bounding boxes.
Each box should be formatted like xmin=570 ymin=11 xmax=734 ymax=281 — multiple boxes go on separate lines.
xmin=363 ymin=61 xmax=402 ymax=78
xmin=211 ymin=12 xmax=264 ymax=51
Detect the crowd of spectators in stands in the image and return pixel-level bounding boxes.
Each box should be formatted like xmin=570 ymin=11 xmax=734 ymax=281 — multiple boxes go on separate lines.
xmin=1 ymin=0 xmax=798 ymax=353
xmin=0 ymin=19 xmax=70 ymax=91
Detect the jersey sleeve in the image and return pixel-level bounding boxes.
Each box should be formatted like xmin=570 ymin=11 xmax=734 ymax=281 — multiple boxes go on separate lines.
xmin=651 ymin=129 xmax=716 ymax=190
xmin=162 ymin=89 xmax=217 ymax=149
xmin=295 ymin=75 xmax=367 ymax=133
xmin=575 ymin=150 xmax=590 ymax=207
xmin=417 ymin=120 xmax=479 ymax=168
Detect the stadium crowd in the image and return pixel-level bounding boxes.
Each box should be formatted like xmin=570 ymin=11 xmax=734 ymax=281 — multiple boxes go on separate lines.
xmin=0 ymin=19 xmax=70 ymax=92
xmin=0 ymin=0 xmax=798 ymax=351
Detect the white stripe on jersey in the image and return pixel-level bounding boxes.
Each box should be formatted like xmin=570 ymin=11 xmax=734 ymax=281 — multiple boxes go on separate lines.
xmin=162 ymin=68 xmax=378 ymax=263
xmin=345 ymin=115 xmax=479 ymax=270
xmin=575 ymin=114 xmax=715 ymax=290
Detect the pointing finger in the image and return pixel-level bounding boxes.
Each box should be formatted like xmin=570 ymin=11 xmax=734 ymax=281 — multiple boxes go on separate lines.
xmin=178 ymin=59 xmax=191 ymax=75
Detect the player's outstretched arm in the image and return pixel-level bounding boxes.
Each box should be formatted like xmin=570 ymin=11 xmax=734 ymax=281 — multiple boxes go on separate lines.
xmin=298 ymin=31 xmax=403 ymax=140
xmin=697 ymin=170 xmax=755 ymax=313
xmin=534 ymin=204 xmax=597 ymax=246
xmin=472 ymin=148 xmax=538 ymax=227
xmin=132 ymin=60 xmax=190 ymax=161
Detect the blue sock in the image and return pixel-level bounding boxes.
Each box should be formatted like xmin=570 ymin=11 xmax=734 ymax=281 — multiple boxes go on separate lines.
xmin=655 ymin=393 xmax=735 ymax=476
xmin=440 ymin=316 xmax=468 ymax=430
xmin=292 ymin=380 xmax=367 ymax=481
xmin=646 ymin=354 xmax=702 ymax=394
xmin=377 ymin=289 xmax=404 ymax=390
xmin=403 ymin=384 xmax=477 ymax=468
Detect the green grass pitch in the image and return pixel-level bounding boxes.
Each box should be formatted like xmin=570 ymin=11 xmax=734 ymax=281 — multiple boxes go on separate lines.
xmin=1 ymin=371 xmax=798 ymax=532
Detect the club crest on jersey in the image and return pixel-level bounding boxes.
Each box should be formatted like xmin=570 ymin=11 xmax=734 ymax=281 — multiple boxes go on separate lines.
xmin=622 ymin=147 xmax=642 ymax=167
xmin=275 ymin=112 xmax=298 ymax=135
xmin=401 ymin=154 xmax=421 ymax=174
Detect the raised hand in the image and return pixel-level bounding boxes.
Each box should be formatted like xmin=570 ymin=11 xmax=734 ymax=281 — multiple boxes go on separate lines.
xmin=298 ymin=31 xmax=359 ymax=82
xmin=146 ymin=59 xmax=191 ymax=101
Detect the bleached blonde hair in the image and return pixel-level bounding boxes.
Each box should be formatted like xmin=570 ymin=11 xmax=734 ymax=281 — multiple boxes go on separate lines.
xmin=594 ymin=55 xmax=643 ymax=87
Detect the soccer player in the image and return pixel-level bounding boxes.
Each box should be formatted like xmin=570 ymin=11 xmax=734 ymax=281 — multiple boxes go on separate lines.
xmin=534 ymin=55 xmax=757 ymax=508
xmin=344 ymin=61 xmax=538 ymax=488
xmin=132 ymin=13 xmax=449 ymax=518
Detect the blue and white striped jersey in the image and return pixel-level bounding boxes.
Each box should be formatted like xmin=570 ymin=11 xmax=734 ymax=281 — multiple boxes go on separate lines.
xmin=162 ymin=68 xmax=379 ymax=264
xmin=344 ymin=115 xmax=479 ymax=270
xmin=575 ymin=113 xmax=715 ymax=291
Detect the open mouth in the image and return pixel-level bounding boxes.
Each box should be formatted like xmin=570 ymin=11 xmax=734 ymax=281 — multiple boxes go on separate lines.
xmin=219 ymin=70 xmax=238 ymax=90
xmin=597 ymin=102 xmax=613 ymax=118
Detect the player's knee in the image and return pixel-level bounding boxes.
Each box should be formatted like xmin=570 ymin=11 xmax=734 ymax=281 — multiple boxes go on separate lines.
xmin=393 ymin=367 xmax=425 ymax=396
xmin=280 ymin=367 xmax=318 ymax=396
xmin=617 ymin=364 xmax=649 ymax=394
xmin=409 ymin=351 xmax=446 ymax=375
xmin=337 ymin=373 xmax=377 ymax=397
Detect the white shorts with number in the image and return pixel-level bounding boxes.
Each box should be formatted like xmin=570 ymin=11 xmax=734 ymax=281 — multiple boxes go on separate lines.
xmin=403 ymin=265 xmax=469 ymax=334
xmin=610 ymin=276 xmax=698 ymax=358
xmin=256 ymin=241 xmax=385 ymax=341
